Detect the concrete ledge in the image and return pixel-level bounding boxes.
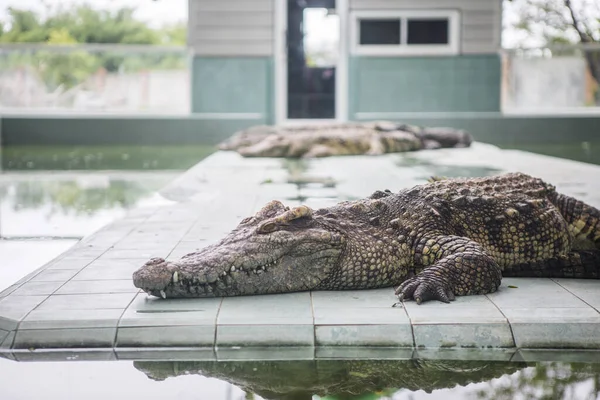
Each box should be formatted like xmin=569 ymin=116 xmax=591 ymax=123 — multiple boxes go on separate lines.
xmin=0 ymin=145 xmax=599 ymax=351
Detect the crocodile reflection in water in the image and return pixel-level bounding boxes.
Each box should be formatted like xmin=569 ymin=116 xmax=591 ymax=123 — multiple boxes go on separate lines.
xmin=134 ymin=359 xmax=527 ymax=400
xmin=135 ymin=359 xmax=600 ymax=400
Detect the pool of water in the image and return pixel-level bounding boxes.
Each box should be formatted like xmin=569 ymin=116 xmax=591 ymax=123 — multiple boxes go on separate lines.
xmin=0 ymin=171 xmax=179 ymax=292
xmin=0 ymin=355 xmax=598 ymax=399
xmin=0 ymin=143 xmax=216 ymax=292
xmin=2 ymin=145 xmax=216 ymax=170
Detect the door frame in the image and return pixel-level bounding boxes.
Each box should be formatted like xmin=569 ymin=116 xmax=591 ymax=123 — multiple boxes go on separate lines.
xmin=274 ymin=0 xmax=348 ymax=125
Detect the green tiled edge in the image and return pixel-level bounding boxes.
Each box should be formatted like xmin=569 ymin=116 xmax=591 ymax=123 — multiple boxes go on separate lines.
xmin=349 ymin=54 xmax=501 ymax=114
xmin=191 ymin=56 xmax=273 ymax=122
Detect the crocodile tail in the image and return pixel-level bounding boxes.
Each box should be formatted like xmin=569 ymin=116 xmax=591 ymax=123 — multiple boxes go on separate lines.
xmin=502 ymin=251 xmax=600 ymax=279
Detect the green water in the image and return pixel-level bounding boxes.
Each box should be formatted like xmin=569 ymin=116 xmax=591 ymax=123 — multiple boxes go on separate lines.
xmin=2 ymin=145 xmax=216 ymax=170
xmin=0 ymin=355 xmax=598 ymax=399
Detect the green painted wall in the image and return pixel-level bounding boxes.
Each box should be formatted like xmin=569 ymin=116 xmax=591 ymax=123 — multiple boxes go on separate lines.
xmin=2 ymin=114 xmax=600 ymax=147
xmin=0 ymin=116 xmax=259 ymax=146
xmin=191 ymin=56 xmax=274 ymax=123
xmin=349 ymin=55 xmax=501 ymax=115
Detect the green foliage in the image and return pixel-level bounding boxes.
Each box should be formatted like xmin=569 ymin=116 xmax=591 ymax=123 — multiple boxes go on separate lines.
xmin=160 ymin=22 xmax=187 ymax=45
xmin=0 ymin=5 xmax=187 ymax=89
xmin=37 ymin=28 xmax=100 ymax=89
xmin=0 ymin=9 xmax=46 ymax=43
xmin=0 ymin=5 xmax=162 ymax=45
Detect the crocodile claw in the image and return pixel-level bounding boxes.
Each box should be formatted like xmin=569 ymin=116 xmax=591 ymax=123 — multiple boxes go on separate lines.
xmin=395 ymin=273 xmax=455 ymax=304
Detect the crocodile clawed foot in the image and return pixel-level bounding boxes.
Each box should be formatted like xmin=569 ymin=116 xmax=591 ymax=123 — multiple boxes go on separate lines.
xmin=395 ymin=274 xmax=455 ymax=305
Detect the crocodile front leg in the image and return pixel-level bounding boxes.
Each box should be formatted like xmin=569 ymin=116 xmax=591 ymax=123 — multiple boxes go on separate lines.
xmin=395 ymin=236 xmax=502 ymax=304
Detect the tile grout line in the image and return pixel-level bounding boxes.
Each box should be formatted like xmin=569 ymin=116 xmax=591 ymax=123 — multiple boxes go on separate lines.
xmin=551 ymin=278 xmax=600 ymax=314
xmin=399 ymin=300 xmax=417 ymax=349
xmin=113 ymin=290 xmax=142 ymax=349
xmin=485 ymin=293 xmax=517 ymax=348
xmin=165 ymin=204 xmax=206 ymax=260
xmin=213 ymin=298 xmax=224 ymax=355
xmin=310 ymin=291 xmax=317 ymax=349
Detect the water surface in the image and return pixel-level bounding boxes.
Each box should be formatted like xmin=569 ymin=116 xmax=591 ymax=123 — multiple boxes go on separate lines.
xmin=0 ymin=356 xmax=598 ymax=399
xmin=0 ymin=171 xmax=178 ymax=291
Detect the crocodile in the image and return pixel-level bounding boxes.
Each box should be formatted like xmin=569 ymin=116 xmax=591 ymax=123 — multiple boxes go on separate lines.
xmin=218 ymin=121 xmax=472 ymax=158
xmin=132 ymin=172 xmax=600 ymax=304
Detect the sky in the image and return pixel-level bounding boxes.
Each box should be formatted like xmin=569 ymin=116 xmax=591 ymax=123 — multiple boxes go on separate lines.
xmin=0 ymin=0 xmax=188 ymax=27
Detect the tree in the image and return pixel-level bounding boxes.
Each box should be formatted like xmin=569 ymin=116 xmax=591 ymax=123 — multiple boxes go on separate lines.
xmin=507 ymin=0 xmax=600 ymax=83
xmin=0 ymin=5 xmax=187 ymax=90
xmin=0 ymin=5 xmax=160 ymax=45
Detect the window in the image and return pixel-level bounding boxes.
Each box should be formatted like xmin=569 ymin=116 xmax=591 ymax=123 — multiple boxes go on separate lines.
xmin=359 ymin=19 xmax=401 ymax=45
xmin=351 ymin=10 xmax=460 ymax=56
xmin=407 ymin=19 xmax=449 ymax=45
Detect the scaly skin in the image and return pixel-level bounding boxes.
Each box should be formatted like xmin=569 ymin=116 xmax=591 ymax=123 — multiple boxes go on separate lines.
xmin=132 ymin=172 xmax=600 ymax=304
xmin=218 ymin=121 xmax=472 ymax=158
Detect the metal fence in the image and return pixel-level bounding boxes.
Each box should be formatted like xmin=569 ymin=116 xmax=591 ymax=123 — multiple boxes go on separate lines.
xmin=501 ymin=43 xmax=600 ymax=113
xmin=0 ymin=44 xmax=190 ymax=114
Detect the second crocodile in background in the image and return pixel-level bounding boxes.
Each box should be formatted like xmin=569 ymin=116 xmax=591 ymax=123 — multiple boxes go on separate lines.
xmin=218 ymin=121 xmax=473 ymax=158
xmin=133 ymin=173 xmax=600 ymax=304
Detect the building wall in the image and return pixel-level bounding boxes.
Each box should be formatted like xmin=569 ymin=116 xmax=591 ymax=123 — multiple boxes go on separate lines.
xmin=187 ymin=0 xmax=502 ymax=118
xmin=349 ymin=55 xmax=501 ymax=117
xmin=191 ymin=57 xmax=273 ymax=121
xmin=348 ymin=0 xmax=501 ymax=115
xmin=188 ymin=0 xmax=274 ymax=118
xmin=188 ymin=0 xmax=501 ymax=56
xmin=188 ymin=0 xmax=274 ymax=56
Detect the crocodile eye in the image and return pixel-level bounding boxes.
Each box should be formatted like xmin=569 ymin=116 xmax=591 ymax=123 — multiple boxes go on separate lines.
xmin=257 ymin=221 xmax=277 ymax=234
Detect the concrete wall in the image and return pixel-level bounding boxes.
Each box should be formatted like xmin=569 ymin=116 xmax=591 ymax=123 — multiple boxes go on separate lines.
xmin=504 ymin=56 xmax=588 ymax=110
xmin=0 ymin=116 xmax=263 ymax=146
xmin=2 ymin=113 xmax=600 ymax=147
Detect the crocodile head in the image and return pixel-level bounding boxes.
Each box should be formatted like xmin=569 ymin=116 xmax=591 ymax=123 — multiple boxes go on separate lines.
xmin=132 ymin=200 xmax=346 ymax=298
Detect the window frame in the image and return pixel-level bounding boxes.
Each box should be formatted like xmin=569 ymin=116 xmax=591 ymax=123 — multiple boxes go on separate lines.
xmin=350 ymin=10 xmax=461 ymax=56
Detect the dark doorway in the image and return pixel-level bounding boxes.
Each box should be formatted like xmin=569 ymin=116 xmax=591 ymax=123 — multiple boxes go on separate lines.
xmin=287 ymin=0 xmax=338 ymax=119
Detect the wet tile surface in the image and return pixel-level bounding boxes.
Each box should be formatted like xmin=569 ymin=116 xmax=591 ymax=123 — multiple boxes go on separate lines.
xmin=0 ymin=148 xmax=600 ymax=350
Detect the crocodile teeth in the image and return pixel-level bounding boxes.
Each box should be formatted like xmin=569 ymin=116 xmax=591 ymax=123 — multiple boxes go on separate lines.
xmin=160 ymin=290 xmax=167 ymax=299
xmin=230 ymin=266 xmax=236 ymax=272
xmin=172 ymin=271 xmax=179 ymax=283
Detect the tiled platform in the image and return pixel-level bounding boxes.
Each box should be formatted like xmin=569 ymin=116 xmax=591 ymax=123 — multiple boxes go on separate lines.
xmin=1 ymin=143 xmax=600 ymax=352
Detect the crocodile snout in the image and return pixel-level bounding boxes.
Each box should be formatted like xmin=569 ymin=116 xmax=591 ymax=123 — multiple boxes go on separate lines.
xmin=133 ymin=257 xmax=178 ymax=296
